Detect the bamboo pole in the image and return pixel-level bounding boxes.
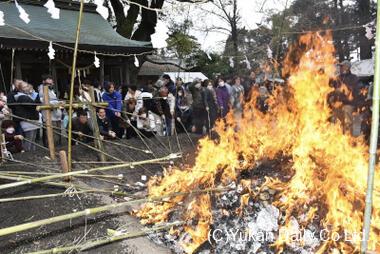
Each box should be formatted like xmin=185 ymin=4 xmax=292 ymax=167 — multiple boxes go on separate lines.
xmin=361 ymin=1 xmax=380 ymax=253
xmin=68 ymin=0 xmax=85 ymax=172
xmin=43 ymin=85 xmax=56 ymax=160
xmin=0 ymin=190 xmax=97 ymax=203
xmin=88 ymin=86 xmax=106 ymax=162
xmin=28 ymin=221 xmax=183 ymax=254
xmin=0 ymin=174 xmax=129 ymax=197
xmin=0 ymin=187 xmax=226 ymax=237
xmin=0 ymin=153 xmax=180 ymax=191
xmin=59 ymin=150 xmax=70 ymax=181
xmin=36 ymin=102 xmax=108 ymax=111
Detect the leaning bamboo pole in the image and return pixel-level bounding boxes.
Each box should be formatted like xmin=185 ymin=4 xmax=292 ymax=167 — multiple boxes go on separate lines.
xmin=67 ymin=0 xmax=85 ymax=172
xmin=361 ymin=1 xmax=380 ymax=253
xmin=28 ymin=221 xmax=183 ymax=254
xmin=0 ymin=153 xmax=180 ymax=191
xmin=0 ymin=187 xmax=227 ymax=237
xmin=36 ymin=102 xmax=108 ymax=111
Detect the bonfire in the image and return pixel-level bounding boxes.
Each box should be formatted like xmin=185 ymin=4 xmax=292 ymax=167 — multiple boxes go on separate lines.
xmin=137 ymin=32 xmax=380 ymax=254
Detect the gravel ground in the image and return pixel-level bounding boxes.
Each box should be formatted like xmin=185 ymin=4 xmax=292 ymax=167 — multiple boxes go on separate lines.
xmin=0 ymin=133 xmax=200 ymax=254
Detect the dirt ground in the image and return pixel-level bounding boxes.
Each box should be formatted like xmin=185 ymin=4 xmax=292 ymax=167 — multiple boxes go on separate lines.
xmin=0 ymin=133 xmax=200 ymax=254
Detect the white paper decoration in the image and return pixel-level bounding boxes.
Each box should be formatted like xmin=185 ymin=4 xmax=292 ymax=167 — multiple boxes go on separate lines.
xmin=206 ymin=52 xmax=212 ymax=61
xmin=94 ymin=52 xmax=100 ymax=68
xmin=15 ymin=0 xmax=30 ymax=24
xmin=134 ymin=55 xmax=140 ymax=67
xmin=244 ymin=55 xmax=251 ymax=70
xmin=151 ymin=16 xmax=169 ymax=48
xmin=267 ymin=45 xmax=273 ymax=59
xmin=0 ymin=11 xmax=4 ymax=26
xmin=94 ymin=0 xmax=109 ymax=20
xmin=147 ymin=0 xmax=152 ymax=7
xmin=229 ymin=57 xmax=234 ymax=68
xmin=48 ymin=41 xmax=55 ymax=60
xmin=44 ymin=0 xmax=60 ymax=19
xmin=365 ymin=25 xmax=374 ymax=40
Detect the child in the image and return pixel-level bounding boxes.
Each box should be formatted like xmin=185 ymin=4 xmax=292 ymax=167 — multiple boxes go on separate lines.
xmin=1 ymin=120 xmax=24 ymax=153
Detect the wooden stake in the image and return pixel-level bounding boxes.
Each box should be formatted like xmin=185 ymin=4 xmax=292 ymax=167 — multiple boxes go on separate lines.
xmin=88 ymin=86 xmax=106 ymax=162
xmin=43 ymin=85 xmax=56 ymax=160
xmin=59 ymin=150 xmax=70 ymax=181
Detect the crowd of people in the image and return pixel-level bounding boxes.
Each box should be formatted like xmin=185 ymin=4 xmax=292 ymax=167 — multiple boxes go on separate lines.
xmin=0 ymin=60 xmax=373 ymax=155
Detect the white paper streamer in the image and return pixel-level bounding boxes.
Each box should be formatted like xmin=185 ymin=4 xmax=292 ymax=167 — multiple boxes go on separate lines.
xmin=151 ymin=17 xmax=169 ymax=48
xmin=44 ymin=0 xmax=60 ymax=19
xmin=267 ymin=45 xmax=273 ymax=59
xmin=94 ymin=52 xmax=100 ymax=68
xmin=94 ymin=0 xmax=109 ymax=20
xmin=206 ymin=52 xmax=212 ymax=61
xmin=244 ymin=56 xmax=251 ymax=70
xmin=48 ymin=41 xmax=55 ymax=60
xmin=15 ymin=0 xmax=30 ymax=24
xmin=229 ymin=57 xmax=234 ymax=68
xmin=134 ymin=55 xmax=140 ymax=67
xmin=0 ymin=11 xmax=4 ymax=26
xmin=365 ymin=25 xmax=374 ymax=40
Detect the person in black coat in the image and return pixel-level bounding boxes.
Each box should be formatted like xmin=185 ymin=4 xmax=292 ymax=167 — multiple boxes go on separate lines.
xmin=13 ymin=82 xmax=41 ymax=151
xmin=72 ymin=109 xmax=93 ymax=143
xmin=97 ymin=108 xmax=116 ymax=139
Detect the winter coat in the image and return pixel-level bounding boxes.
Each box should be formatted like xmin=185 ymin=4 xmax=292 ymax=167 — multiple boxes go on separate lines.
xmin=13 ymin=92 xmax=40 ymax=121
xmin=102 ymin=91 xmax=122 ymax=120
xmin=97 ymin=116 xmax=112 ymax=137
xmin=230 ymin=84 xmax=245 ymax=112
xmin=156 ymin=93 xmax=176 ymax=119
xmin=216 ymin=85 xmax=230 ymax=117
xmin=38 ymin=85 xmax=62 ymax=122
xmin=188 ymin=83 xmax=207 ymax=110
xmin=72 ymin=117 xmax=93 ymax=143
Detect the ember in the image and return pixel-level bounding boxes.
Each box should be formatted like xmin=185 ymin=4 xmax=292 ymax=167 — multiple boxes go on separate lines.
xmin=137 ymin=32 xmax=380 ymax=253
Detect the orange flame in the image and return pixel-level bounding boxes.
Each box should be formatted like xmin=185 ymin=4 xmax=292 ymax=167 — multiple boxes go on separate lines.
xmin=137 ymin=32 xmax=380 ymax=253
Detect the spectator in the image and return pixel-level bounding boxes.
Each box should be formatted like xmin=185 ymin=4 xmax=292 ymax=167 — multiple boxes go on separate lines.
xmin=0 ymin=94 xmax=10 ymax=120
xmin=162 ymin=74 xmax=176 ymax=95
xmin=136 ymin=107 xmax=157 ymax=138
xmin=125 ymin=98 xmax=138 ymax=139
xmin=189 ymin=79 xmax=207 ymax=134
xmin=203 ymin=80 xmax=219 ymax=131
xmin=175 ymin=86 xmax=192 ymax=131
xmin=230 ymin=76 xmax=245 ymax=114
xmin=97 ymin=108 xmax=116 ymax=139
xmin=156 ymin=86 xmax=175 ymax=136
xmin=124 ymin=85 xmax=142 ymax=101
xmin=38 ymin=74 xmax=63 ymax=146
xmin=1 ymin=120 xmax=24 ymax=153
xmin=14 ymin=81 xmax=41 ymax=151
xmin=7 ymin=79 xmax=22 ymax=133
xmin=102 ymin=82 xmax=124 ymax=138
xmin=336 ymin=60 xmax=361 ymax=134
xmin=244 ymin=71 xmax=257 ymax=99
xmin=72 ymin=109 xmax=93 ymax=143
xmin=216 ymin=77 xmax=230 ymax=118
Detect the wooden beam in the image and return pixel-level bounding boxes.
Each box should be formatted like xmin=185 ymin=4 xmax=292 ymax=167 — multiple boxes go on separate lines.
xmin=43 ymin=85 xmax=56 ymax=160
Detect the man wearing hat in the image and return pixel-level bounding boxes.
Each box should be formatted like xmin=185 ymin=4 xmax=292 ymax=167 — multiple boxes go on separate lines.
xmin=337 ymin=60 xmax=360 ymax=134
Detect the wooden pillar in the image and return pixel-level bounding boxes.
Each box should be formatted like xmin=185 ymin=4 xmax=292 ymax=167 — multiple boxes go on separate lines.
xmin=124 ymin=60 xmax=130 ymax=85
xmin=88 ymin=86 xmax=106 ymax=162
xmin=14 ymin=53 xmax=22 ymax=79
xmin=43 ymin=85 xmax=56 ymax=160
xmin=99 ymin=58 xmax=104 ymax=87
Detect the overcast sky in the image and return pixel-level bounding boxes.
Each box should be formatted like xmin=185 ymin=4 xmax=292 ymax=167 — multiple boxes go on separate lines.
xmin=162 ymin=0 xmax=292 ymax=53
